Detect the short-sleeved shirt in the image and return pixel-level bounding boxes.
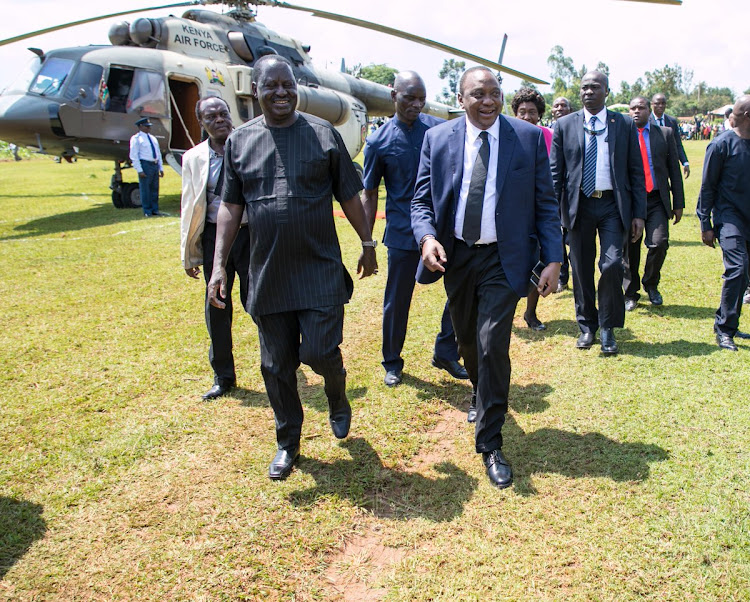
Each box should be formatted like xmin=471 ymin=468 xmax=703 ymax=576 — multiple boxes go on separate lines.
xmin=362 ymin=113 xmax=444 ymax=250
xmin=697 ymin=130 xmax=750 ymax=238
xmin=223 ymin=112 xmax=362 ymax=316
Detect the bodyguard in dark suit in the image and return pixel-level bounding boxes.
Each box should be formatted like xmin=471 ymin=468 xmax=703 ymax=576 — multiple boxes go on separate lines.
xmin=362 ymin=71 xmax=466 ymax=388
xmin=207 ymin=55 xmax=377 ymax=480
xmin=411 ymin=67 xmax=562 ymax=489
xmin=651 ymin=93 xmax=690 ymax=179
xmin=550 ymin=70 xmax=646 ymax=354
xmin=624 ymin=96 xmax=685 ymax=309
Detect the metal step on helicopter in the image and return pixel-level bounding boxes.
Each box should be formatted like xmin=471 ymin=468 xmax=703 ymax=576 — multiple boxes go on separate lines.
xmin=0 ymin=0 xmax=679 ymax=209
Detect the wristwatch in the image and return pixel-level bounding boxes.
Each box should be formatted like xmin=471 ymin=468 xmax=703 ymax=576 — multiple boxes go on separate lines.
xmin=362 ymin=240 xmax=378 ymax=248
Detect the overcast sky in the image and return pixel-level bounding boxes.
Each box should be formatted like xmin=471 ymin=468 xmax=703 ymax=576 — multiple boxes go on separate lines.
xmin=1 ymin=0 xmax=747 ymax=107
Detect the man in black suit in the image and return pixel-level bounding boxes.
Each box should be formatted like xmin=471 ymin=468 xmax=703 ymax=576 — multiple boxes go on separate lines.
xmin=550 ymin=70 xmax=646 ymax=355
xmin=651 ymin=93 xmax=690 ymax=179
xmin=624 ymin=96 xmax=685 ymax=310
xmin=207 ymin=55 xmax=377 ymax=480
xmin=411 ymin=67 xmax=562 ymax=489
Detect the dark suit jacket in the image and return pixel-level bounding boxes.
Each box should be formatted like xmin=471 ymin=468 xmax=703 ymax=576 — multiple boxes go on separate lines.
xmin=651 ymin=113 xmax=688 ymax=166
xmin=648 ymin=124 xmax=685 ymax=213
xmin=550 ymin=110 xmax=646 ymax=230
xmin=410 ymin=115 xmax=562 ymax=298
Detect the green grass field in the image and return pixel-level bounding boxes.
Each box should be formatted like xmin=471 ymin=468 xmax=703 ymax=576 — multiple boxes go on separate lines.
xmin=0 ymin=140 xmax=748 ymax=600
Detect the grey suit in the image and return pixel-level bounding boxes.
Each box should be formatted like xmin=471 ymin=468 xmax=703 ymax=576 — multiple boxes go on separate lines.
xmin=550 ymin=110 xmax=646 ymax=333
xmin=624 ymin=124 xmax=685 ymax=300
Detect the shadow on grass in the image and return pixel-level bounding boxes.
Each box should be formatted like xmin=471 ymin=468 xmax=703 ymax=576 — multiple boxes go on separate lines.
xmin=642 ymin=303 xmax=715 ymax=320
xmin=513 ymin=318 xmax=580 ymax=342
xmin=668 ymin=239 xmax=704 ymax=247
xmin=505 ymin=415 xmax=669 ymax=496
xmin=0 ymin=496 xmax=47 ymax=578
xmin=621 ymin=339 xmax=719 ymax=357
xmin=401 ymin=373 xmax=472 ymax=408
xmin=510 ymin=383 xmax=553 ymax=414
xmin=236 ymin=374 xmax=367 ymax=412
xmin=0 ymin=194 xmax=180 ymax=241
xmin=289 ymin=437 xmax=477 ymax=521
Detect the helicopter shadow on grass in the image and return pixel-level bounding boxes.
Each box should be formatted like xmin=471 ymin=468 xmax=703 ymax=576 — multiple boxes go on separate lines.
xmin=0 ymin=496 xmax=47 ymax=579
xmin=0 ymin=193 xmax=180 ymax=241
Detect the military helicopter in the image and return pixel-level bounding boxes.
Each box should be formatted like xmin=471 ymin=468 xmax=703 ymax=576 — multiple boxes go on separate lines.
xmin=0 ymin=0 xmax=679 ymax=209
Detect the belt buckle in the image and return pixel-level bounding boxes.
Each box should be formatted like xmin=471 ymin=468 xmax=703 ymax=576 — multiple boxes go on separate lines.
xmin=591 ymin=190 xmax=603 ymax=198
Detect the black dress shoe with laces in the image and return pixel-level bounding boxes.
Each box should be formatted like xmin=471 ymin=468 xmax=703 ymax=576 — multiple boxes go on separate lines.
xmin=600 ymin=328 xmax=618 ymax=355
xmin=716 ymin=333 xmax=738 ymax=351
xmin=202 ymin=383 xmax=234 ymax=400
xmin=576 ymin=332 xmax=595 ymax=349
xmin=482 ymin=449 xmax=513 ymax=489
xmin=734 ymin=330 xmax=750 ymax=340
xmin=646 ymin=288 xmax=663 ymax=306
xmin=431 ymin=356 xmax=469 ymax=379
xmin=467 ymin=391 xmax=477 ymax=424
xmin=269 ymin=446 xmax=300 ymax=480
xmin=523 ymin=314 xmax=547 ymax=331
xmin=384 ymin=370 xmax=402 ymax=387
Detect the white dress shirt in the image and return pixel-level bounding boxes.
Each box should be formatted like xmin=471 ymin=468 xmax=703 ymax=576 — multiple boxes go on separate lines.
xmin=582 ymin=107 xmax=612 ymax=191
xmin=129 ymin=130 xmax=163 ymax=173
xmin=454 ymin=116 xmax=500 ymax=244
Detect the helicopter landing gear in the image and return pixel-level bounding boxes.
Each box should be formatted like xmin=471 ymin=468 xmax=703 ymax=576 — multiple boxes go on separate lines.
xmin=110 ymin=161 xmax=142 ymax=209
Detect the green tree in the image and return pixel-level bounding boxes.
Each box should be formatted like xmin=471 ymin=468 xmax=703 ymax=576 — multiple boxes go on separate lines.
xmin=356 ymin=64 xmax=398 ymax=87
xmin=437 ymin=59 xmax=466 ymax=107
xmin=643 ymin=64 xmax=684 ymax=99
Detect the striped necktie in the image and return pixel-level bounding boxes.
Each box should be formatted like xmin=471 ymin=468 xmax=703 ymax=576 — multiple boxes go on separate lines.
xmin=582 ymin=116 xmax=598 ymax=197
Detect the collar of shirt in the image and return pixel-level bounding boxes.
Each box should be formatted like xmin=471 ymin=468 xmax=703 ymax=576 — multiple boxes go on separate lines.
xmin=640 ymin=120 xmax=651 ymax=132
xmin=583 ymin=107 xmax=608 ymax=131
xmin=465 ymin=115 xmax=500 ymax=145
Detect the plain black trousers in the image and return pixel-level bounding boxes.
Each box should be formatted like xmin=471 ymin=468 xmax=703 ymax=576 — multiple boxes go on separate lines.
xmin=253 ymin=305 xmax=348 ymax=451
xmin=443 ymin=241 xmax=519 ymax=453
xmin=568 ymin=193 xmax=627 ymax=334
xmin=382 ymin=247 xmax=459 ymax=373
xmin=202 ymin=222 xmax=250 ymax=387
xmin=624 ymin=192 xmax=670 ymax=300
xmin=715 ymin=227 xmax=750 ymax=337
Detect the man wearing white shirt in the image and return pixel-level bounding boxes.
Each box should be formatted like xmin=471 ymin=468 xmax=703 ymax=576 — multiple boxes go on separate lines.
xmin=550 ymin=71 xmax=646 ymax=354
xmin=411 ymin=66 xmax=562 ymax=489
xmin=129 ymin=117 xmax=164 ymax=217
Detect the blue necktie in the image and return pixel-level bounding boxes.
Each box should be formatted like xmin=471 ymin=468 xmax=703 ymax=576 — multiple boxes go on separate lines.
xmin=582 ymin=116 xmax=597 ymax=197
xmin=146 ymin=133 xmax=157 ymax=160
xmin=463 ymin=131 xmax=490 ymax=246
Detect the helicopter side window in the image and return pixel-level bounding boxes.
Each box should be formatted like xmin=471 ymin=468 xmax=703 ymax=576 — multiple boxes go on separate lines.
xmin=62 ymin=62 xmax=104 ymax=108
xmin=28 ymin=57 xmax=75 ymax=97
xmin=128 ymin=70 xmax=167 ymax=116
xmin=106 ymin=67 xmax=134 ymax=113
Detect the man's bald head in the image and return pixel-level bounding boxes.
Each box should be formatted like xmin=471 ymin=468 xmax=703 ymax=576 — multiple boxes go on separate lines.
xmin=732 ymin=95 xmax=750 ymax=134
xmin=391 ymin=70 xmax=427 ymax=125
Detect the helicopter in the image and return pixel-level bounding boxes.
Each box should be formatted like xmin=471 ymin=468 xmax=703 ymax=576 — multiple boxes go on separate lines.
xmin=0 ymin=0 xmax=680 ymax=209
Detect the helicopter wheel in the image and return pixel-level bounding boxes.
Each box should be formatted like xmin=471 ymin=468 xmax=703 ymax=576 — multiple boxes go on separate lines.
xmin=353 ymin=161 xmax=363 ymax=182
xmin=120 ymin=183 xmax=142 ymax=209
xmin=111 ymin=189 xmax=124 ymax=209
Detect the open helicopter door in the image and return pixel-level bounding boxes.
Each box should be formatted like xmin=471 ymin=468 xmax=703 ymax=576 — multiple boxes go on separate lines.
xmin=167 ymin=78 xmax=200 ymax=162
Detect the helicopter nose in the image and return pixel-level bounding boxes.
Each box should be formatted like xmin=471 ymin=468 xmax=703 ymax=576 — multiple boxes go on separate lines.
xmin=0 ymin=92 xmax=66 ymax=147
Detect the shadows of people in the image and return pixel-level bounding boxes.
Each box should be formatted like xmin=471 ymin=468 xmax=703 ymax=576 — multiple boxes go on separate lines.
xmin=504 ymin=414 xmax=669 ymax=496
xmin=289 ymin=437 xmax=478 ymax=521
xmin=621 ymin=339 xmax=719 ymax=358
xmin=0 ymin=496 xmax=47 ymax=578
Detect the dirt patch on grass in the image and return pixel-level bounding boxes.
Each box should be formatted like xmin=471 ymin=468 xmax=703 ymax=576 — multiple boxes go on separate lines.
xmin=411 ymin=407 xmax=467 ymax=472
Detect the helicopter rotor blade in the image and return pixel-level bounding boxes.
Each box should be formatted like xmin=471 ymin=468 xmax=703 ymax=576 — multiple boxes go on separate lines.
xmin=0 ymin=2 xmax=198 ymax=47
xmin=253 ymin=1 xmax=549 ymax=85
xmin=619 ymin=0 xmax=681 ymax=4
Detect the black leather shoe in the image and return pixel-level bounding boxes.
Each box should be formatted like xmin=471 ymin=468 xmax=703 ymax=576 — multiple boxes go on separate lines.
xmin=523 ymin=314 xmax=547 ymax=331
xmin=716 ymin=333 xmax=738 ymax=351
xmin=646 ymin=288 xmax=663 ymax=306
xmin=600 ymin=328 xmax=618 ymax=355
xmin=625 ymin=298 xmax=638 ymax=311
xmin=576 ymin=332 xmax=595 ymax=349
xmin=467 ymin=392 xmax=477 ymax=423
xmin=431 ymin=356 xmax=469 ymax=379
xmin=202 ymin=383 xmax=234 ymax=400
xmin=735 ymin=330 xmax=750 ymax=340
xmin=482 ymin=449 xmax=513 ymax=489
xmin=384 ymin=370 xmax=402 ymax=387
xmin=329 ymin=399 xmax=352 ymax=439
xmin=269 ymin=447 xmax=299 ymax=480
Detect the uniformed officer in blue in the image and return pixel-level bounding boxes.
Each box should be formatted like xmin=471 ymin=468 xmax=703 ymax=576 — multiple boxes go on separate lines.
xmin=362 ymin=71 xmax=467 ymax=388
xmin=129 ymin=117 xmax=164 ymax=217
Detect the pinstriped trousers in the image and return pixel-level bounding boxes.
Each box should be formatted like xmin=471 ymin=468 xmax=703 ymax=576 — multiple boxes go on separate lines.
xmin=253 ymin=305 xmax=348 ymax=450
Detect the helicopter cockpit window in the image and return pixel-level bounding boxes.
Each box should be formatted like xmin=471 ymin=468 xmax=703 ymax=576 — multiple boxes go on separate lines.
xmin=5 ymin=57 xmax=41 ymax=95
xmin=128 ymin=70 xmax=167 ymax=116
xmin=28 ymin=57 xmax=75 ymax=97
xmin=62 ymin=62 xmax=104 ymax=108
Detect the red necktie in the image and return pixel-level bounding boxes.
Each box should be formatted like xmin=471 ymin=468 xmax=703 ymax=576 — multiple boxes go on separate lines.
xmin=637 ymin=128 xmax=654 ymax=193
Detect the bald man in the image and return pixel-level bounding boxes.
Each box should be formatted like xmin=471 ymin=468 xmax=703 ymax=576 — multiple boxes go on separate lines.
xmin=697 ymin=95 xmax=750 ymax=351
xmin=362 ymin=71 xmax=467 ymax=389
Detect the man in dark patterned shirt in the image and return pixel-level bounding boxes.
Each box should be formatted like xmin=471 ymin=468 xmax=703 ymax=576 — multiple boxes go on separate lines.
xmin=207 ymin=55 xmax=377 ymax=480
